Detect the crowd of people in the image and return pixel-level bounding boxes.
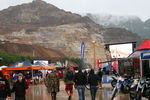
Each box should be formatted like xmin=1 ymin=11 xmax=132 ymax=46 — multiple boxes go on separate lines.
xmin=12 ymin=71 xmax=43 ymax=85
xmin=45 ymin=67 xmax=103 ymax=100
xmin=0 ymin=67 xmax=103 ymax=100
xmin=0 ymin=70 xmax=44 ymax=100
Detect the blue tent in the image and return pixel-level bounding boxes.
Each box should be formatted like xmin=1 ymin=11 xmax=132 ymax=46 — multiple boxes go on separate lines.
xmin=9 ymin=61 xmax=32 ymax=68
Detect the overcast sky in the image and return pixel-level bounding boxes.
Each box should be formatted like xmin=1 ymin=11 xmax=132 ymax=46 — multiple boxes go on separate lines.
xmin=0 ymin=0 xmax=150 ymax=21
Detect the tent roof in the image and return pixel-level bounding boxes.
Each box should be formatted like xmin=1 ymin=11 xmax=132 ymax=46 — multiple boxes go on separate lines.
xmin=2 ymin=61 xmax=56 ymax=71
xmin=128 ymin=50 xmax=145 ymax=58
xmin=9 ymin=61 xmax=32 ymax=68
xmin=136 ymin=39 xmax=150 ymax=51
xmin=33 ymin=61 xmax=48 ymax=67
xmin=2 ymin=66 xmax=56 ymax=71
xmin=0 ymin=66 xmax=7 ymax=70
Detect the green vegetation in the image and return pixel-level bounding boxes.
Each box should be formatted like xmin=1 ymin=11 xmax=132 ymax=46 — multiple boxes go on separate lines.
xmin=61 ymin=57 xmax=82 ymax=67
xmin=0 ymin=52 xmax=31 ymax=66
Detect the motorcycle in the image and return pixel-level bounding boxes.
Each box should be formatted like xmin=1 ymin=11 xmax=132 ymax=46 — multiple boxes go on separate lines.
xmin=142 ymin=79 xmax=150 ymax=100
xmin=111 ymin=74 xmax=135 ymax=94
xmin=121 ymin=77 xmax=135 ymax=94
xmin=140 ymin=78 xmax=150 ymax=100
xmin=129 ymin=78 xmax=139 ymax=99
xmin=111 ymin=74 xmax=124 ymax=100
xmin=130 ymin=77 xmax=150 ymax=100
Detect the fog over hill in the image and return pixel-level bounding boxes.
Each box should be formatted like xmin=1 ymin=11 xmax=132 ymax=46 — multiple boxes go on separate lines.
xmin=85 ymin=13 xmax=150 ymax=39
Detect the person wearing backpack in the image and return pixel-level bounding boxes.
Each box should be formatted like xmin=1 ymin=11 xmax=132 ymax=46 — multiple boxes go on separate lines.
xmin=45 ymin=69 xmax=60 ymax=100
xmin=64 ymin=67 xmax=74 ymax=100
xmin=0 ymin=71 xmax=11 ymax=100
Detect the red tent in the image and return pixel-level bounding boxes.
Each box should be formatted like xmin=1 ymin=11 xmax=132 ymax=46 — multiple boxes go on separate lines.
xmin=136 ymin=39 xmax=150 ymax=51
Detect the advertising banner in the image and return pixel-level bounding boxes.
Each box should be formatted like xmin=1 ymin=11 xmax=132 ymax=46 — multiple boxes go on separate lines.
xmin=141 ymin=50 xmax=150 ymax=60
xmin=97 ymin=59 xmax=102 ymax=68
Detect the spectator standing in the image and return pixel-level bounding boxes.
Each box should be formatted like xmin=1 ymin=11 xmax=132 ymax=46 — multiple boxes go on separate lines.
xmin=97 ymin=68 xmax=103 ymax=88
xmin=25 ymin=72 xmax=31 ymax=86
xmin=11 ymin=73 xmax=28 ymax=100
xmin=88 ymin=69 xmax=99 ymax=100
xmin=46 ymin=71 xmax=49 ymax=77
xmin=74 ymin=68 xmax=87 ymax=100
xmin=45 ymin=69 xmax=60 ymax=100
xmin=84 ymin=70 xmax=88 ymax=85
xmin=34 ymin=73 xmax=39 ymax=85
xmin=0 ymin=72 xmax=11 ymax=100
xmin=64 ymin=67 xmax=74 ymax=100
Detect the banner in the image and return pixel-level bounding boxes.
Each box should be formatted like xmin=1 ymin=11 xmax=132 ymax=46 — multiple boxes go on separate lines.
xmin=97 ymin=59 xmax=102 ymax=68
xmin=141 ymin=50 xmax=150 ymax=60
xmin=81 ymin=42 xmax=85 ymax=69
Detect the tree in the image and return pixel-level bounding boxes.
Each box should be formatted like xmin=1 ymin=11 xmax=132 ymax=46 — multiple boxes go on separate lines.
xmin=0 ymin=52 xmax=31 ymax=66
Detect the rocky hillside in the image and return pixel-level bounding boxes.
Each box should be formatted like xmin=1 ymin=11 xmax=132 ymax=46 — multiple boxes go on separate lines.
xmin=0 ymin=0 xmax=98 ymax=27
xmin=86 ymin=13 xmax=150 ymax=39
xmin=0 ymin=41 xmax=64 ymax=60
xmin=0 ymin=0 xmax=143 ymax=67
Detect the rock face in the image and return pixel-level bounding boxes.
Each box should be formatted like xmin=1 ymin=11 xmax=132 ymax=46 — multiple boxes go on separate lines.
xmin=2 ymin=23 xmax=107 ymax=67
xmin=0 ymin=41 xmax=64 ymax=60
xmin=0 ymin=0 xmax=142 ymax=67
xmin=0 ymin=0 xmax=96 ymax=26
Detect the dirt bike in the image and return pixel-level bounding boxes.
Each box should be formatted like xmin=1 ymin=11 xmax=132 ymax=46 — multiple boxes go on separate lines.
xmin=111 ymin=74 xmax=124 ymax=100
xmin=130 ymin=77 xmax=150 ymax=100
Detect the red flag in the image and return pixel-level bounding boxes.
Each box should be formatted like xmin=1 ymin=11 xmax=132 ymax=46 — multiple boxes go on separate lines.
xmin=113 ymin=61 xmax=117 ymax=72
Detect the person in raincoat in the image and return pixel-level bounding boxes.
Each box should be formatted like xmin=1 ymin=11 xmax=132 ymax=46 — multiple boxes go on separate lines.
xmin=45 ymin=69 xmax=60 ymax=100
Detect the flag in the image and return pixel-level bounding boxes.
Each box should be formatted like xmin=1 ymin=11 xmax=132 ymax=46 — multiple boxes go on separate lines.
xmin=81 ymin=42 xmax=85 ymax=69
xmin=113 ymin=61 xmax=117 ymax=72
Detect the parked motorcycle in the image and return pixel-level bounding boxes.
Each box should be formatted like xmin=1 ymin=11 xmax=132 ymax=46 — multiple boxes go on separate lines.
xmin=111 ymin=74 xmax=135 ymax=94
xmin=120 ymin=76 xmax=135 ymax=94
xmin=111 ymin=74 xmax=124 ymax=100
xmin=129 ymin=78 xmax=139 ymax=99
xmin=137 ymin=78 xmax=150 ymax=100
xmin=130 ymin=77 xmax=150 ymax=100
xmin=142 ymin=78 xmax=150 ymax=100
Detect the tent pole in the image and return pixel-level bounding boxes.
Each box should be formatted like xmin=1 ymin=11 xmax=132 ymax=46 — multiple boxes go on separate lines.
xmin=32 ymin=69 xmax=34 ymax=85
xmin=140 ymin=56 xmax=142 ymax=79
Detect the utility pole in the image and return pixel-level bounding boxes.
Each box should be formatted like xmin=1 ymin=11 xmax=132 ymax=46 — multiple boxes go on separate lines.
xmin=92 ymin=41 xmax=96 ymax=71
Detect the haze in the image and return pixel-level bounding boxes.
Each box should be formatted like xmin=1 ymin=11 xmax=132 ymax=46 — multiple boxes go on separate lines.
xmin=0 ymin=0 xmax=150 ymax=21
